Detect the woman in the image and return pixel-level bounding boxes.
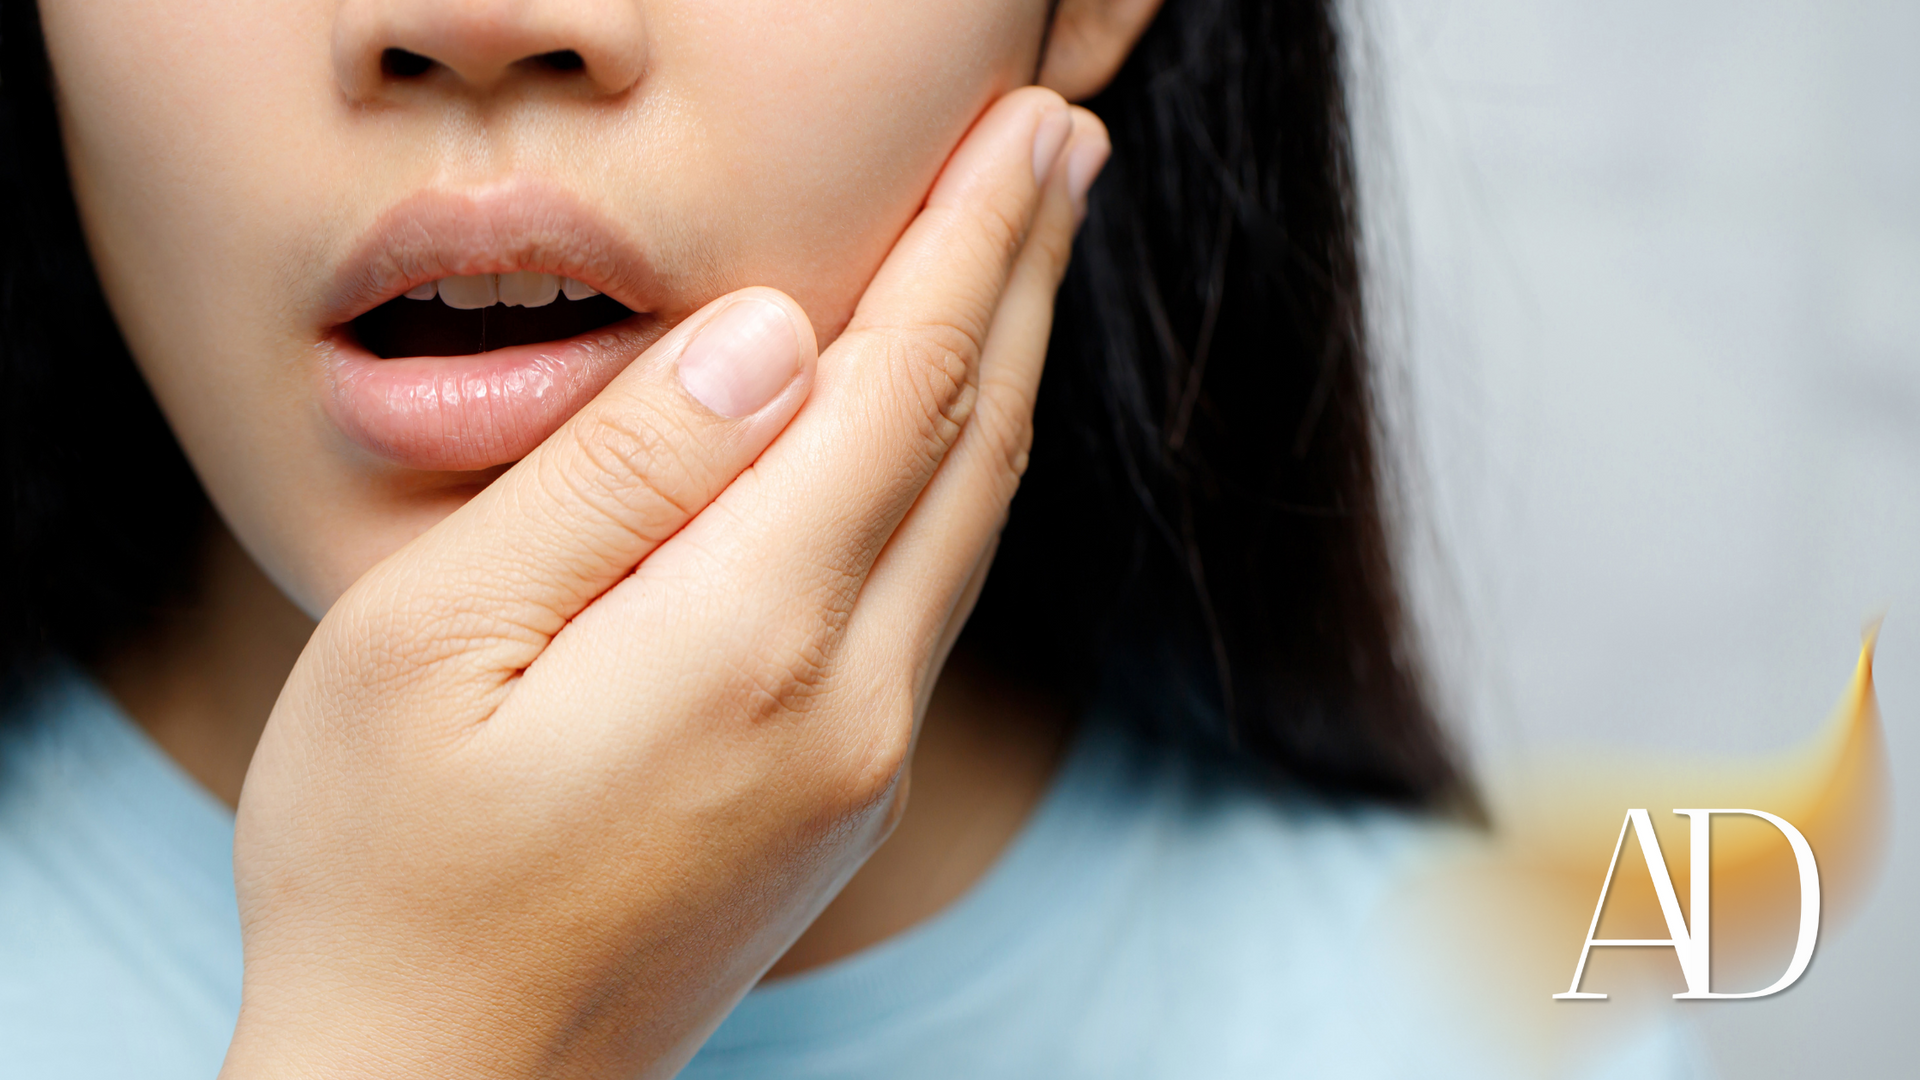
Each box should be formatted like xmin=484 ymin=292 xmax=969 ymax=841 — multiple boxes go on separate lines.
xmin=0 ymin=0 xmax=1697 ymax=1076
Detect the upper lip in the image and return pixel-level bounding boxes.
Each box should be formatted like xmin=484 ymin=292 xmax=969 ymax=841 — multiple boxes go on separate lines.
xmin=320 ymin=180 xmax=664 ymax=330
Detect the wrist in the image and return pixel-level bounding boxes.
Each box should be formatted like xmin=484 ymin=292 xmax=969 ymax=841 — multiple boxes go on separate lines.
xmin=219 ymin=972 xmax=561 ymax=1080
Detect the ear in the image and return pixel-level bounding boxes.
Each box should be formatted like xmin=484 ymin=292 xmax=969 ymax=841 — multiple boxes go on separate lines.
xmin=1036 ymin=0 xmax=1166 ymax=102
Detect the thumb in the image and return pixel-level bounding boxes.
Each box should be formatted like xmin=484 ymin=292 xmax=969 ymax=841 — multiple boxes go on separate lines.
xmin=317 ymin=286 xmax=816 ymax=720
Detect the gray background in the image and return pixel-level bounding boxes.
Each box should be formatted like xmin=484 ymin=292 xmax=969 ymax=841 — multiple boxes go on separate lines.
xmin=1355 ymin=1 xmax=1918 ymax=1074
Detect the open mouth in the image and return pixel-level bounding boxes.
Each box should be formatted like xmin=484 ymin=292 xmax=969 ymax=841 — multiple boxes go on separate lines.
xmin=352 ymin=272 xmax=637 ymax=358
xmin=321 ymin=185 xmax=674 ymax=471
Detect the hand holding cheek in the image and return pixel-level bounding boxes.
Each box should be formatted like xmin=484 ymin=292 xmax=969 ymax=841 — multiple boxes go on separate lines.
xmin=221 ymin=88 xmax=1108 ymax=1080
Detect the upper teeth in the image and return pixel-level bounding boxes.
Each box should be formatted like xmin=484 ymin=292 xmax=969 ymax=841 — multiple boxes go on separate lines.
xmin=405 ymin=274 xmax=599 ymax=309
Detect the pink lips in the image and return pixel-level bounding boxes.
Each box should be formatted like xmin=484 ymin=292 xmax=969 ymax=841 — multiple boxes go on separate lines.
xmin=318 ymin=183 xmax=670 ymax=473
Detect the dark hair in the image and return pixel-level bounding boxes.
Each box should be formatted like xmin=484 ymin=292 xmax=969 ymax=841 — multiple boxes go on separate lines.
xmin=2 ymin=0 xmax=211 ymax=699
xmin=964 ymin=0 xmax=1468 ymax=807
xmin=2 ymin=0 xmax=1468 ymax=807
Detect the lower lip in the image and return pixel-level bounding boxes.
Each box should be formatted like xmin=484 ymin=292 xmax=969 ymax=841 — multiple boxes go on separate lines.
xmin=321 ymin=314 xmax=664 ymax=472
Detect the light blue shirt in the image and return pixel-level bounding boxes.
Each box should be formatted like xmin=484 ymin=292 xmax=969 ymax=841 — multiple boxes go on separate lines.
xmin=0 ymin=667 xmax=1708 ymax=1078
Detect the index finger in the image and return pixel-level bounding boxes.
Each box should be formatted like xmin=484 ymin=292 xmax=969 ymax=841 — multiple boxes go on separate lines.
xmin=709 ymin=87 xmax=1077 ymax=590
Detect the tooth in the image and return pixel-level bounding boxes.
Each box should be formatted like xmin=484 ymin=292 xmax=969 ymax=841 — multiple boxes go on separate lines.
xmin=404 ymin=280 xmax=437 ymax=301
xmin=438 ymin=274 xmax=498 ymax=310
xmin=498 ymin=271 xmax=559 ymax=308
xmin=561 ymin=278 xmax=599 ymax=301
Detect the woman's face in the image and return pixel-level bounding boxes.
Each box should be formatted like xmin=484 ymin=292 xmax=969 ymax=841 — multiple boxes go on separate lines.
xmin=39 ymin=0 xmax=1050 ymax=614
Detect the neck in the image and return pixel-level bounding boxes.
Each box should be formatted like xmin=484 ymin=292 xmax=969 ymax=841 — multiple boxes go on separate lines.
xmin=97 ymin=522 xmax=316 ymax=807
xmin=99 ymin=522 xmax=1071 ymax=977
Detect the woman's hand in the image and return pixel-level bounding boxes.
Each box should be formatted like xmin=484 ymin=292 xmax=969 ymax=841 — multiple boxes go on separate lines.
xmin=219 ymin=87 xmax=1108 ymax=1080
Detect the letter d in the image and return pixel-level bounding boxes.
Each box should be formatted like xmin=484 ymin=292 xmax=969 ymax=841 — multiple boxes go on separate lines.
xmin=1670 ymin=809 xmax=1821 ymax=999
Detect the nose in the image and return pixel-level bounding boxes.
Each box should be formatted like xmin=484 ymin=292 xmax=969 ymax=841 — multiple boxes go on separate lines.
xmin=333 ymin=0 xmax=647 ymax=100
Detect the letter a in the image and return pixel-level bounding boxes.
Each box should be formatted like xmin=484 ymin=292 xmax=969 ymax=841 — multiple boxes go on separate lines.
xmin=1554 ymin=809 xmax=1702 ymax=999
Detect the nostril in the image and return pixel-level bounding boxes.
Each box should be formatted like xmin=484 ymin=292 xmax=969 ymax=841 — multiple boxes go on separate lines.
xmin=533 ymin=50 xmax=586 ymax=73
xmin=380 ymin=48 xmax=434 ymax=78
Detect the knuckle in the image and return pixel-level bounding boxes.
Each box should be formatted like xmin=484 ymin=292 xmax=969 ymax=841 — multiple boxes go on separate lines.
xmin=1028 ymin=216 xmax=1078 ymax=283
xmin=834 ymin=694 xmax=915 ymax=813
xmin=974 ymin=190 xmax=1032 ymax=267
xmin=928 ymin=190 xmax=1029 ymax=280
xmin=803 ymin=666 xmax=914 ymax=794
xmin=729 ymin=629 xmax=836 ymax=724
xmin=888 ymin=323 xmax=978 ymax=434
xmin=718 ymin=571 xmax=859 ymax=725
xmin=557 ymin=405 xmax=704 ymax=544
xmin=325 ymin=569 xmax=542 ymax=698
xmin=977 ymin=392 xmax=1037 ymax=486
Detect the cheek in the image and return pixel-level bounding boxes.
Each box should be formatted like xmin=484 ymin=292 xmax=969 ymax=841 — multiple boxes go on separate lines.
xmin=649 ymin=0 xmax=1042 ymax=339
xmin=46 ymin=0 xmax=337 ymax=352
xmin=41 ymin=0 xmax=361 ymax=611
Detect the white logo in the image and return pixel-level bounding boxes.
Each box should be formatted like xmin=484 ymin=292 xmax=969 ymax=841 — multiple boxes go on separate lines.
xmin=1554 ymin=809 xmax=1820 ymax=1000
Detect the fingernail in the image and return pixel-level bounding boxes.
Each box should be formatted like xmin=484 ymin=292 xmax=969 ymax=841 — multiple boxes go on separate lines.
xmin=1065 ymin=138 xmax=1111 ymax=222
xmin=677 ymin=298 xmax=800 ymax=418
xmin=1032 ymin=105 xmax=1072 ymax=185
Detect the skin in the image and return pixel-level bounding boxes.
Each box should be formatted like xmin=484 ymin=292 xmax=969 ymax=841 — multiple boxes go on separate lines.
xmin=46 ymin=0 xmax=1047 ymax=607
xmin=39 ymin=0 xmax=1160 ymax=1075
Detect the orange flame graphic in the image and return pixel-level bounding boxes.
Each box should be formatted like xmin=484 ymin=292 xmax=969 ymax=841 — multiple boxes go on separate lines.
xmin=1377 ymin=629 xmax=1890 ymax=1073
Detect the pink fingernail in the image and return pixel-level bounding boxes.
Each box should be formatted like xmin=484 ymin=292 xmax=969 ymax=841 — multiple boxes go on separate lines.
xmin=677 ymin=298 xmax=799 ymax=418
xmin=1066 ymin=138 xmax=1111 ymax=215
xmin=1032 ymin=106 xmax=1072 ymax=184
